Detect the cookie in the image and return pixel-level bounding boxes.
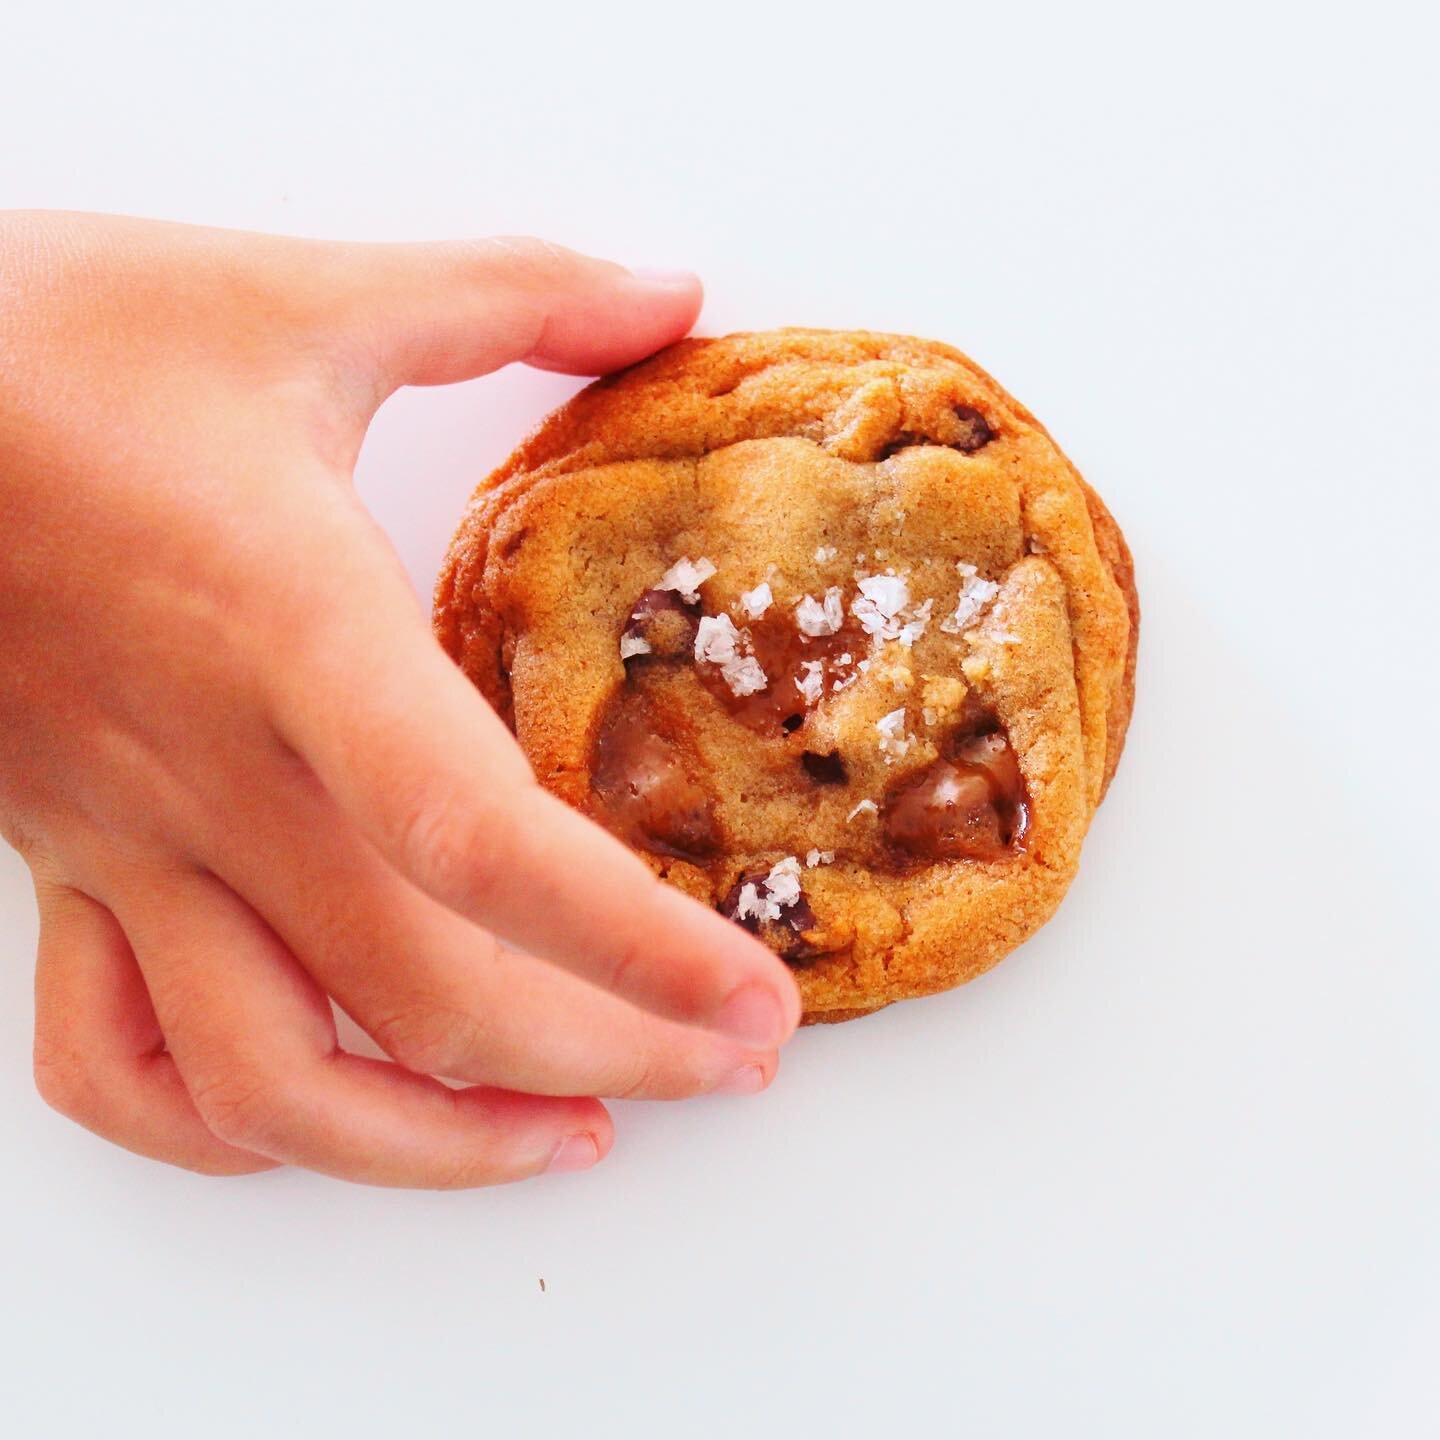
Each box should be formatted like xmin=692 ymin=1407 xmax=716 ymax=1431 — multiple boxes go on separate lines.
xmin=435 ymin=329 xmax=1137 ymax=1022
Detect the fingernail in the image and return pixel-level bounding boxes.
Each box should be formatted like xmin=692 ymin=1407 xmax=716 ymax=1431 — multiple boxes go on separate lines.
xmin=712 ymin=1063 xmax=767 ymax=1097
xmin=630 ymin=266 xmax=700 ymax=290
xmin=546 ymin=1133 xmax=599 ymax=1174
xmin=711 ymin=984 xmax=785 ymax=1048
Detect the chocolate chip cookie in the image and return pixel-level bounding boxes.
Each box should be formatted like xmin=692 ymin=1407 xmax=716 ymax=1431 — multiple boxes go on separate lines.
xmin=435 ymin=329 xmax=1138 ymax=1022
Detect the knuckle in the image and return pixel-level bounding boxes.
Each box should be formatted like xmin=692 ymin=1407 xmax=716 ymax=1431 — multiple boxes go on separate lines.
xmin=432 ymin=1148 xmax=509 ymax=1192
xmin=370 ymin=1001 xmax=489 ymax=1078
xmin=187 ymin=1066 xmax=293 ymax=1153
xmin=613 ymin=1051 xmax=675 ymax=1102
xmin=397 ymin=791 xmax=507 ymax=914
xmin=603 ymin=930 xmax=649 ymax=1001
xmin=32 ymin=1046 xmax=97 ymax=1125
xmin=601 ymin=1015 xmax=691 ymax=1101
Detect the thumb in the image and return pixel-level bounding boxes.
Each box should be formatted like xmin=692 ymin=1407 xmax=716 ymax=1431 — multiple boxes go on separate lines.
xmin=323 ymin=235 xmax=702 ymax=397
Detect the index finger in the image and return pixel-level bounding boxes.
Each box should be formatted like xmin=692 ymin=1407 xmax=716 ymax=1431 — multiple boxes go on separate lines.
xmin=266 ymin=560 xmax=801 ymax=1051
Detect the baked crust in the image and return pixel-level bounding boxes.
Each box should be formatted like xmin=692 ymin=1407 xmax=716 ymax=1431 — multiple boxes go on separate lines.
xmin=435 ymin=329 xmax=1137 ymax=1021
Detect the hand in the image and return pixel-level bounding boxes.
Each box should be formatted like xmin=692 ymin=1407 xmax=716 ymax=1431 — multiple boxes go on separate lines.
xmin=0 ymin=212 xmax=801 ymax=1187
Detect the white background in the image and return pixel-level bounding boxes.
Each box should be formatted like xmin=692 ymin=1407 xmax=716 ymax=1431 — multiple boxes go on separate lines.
xmin=2 ymin=2 xmax=1437 ymax=1435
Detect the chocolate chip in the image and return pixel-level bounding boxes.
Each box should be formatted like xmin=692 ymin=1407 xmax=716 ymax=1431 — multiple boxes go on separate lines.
xmin=950 ymin=405 xmax=993 ymax=453
xmin=801 ymin=749 xmax=848 ymax=785
xmin=881 ymin=728 xmax=1027 ymax=863
xmin=780 ymin=713 xmax=805 ymax=734
xmin=719 ymin=867 xmax=822 ymax=964
xmin=592 ymin=702 xmax=719 ymax=862
xmin=622 ymin=587 xmax=700 ymax=660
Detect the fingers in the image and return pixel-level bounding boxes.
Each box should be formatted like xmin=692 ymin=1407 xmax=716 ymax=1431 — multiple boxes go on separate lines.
xmin=31 ymin=878 xmax=274 ymax=1176
xmin=202 ymin=758 xmax=777 ymax=1099
xmin=114 ymin=866 xmax=612 ymax=1188
xmin=325 ymin=235 xmax=702 ymax=394
xmin=265 ymin=555 xmax=802 ymax=1050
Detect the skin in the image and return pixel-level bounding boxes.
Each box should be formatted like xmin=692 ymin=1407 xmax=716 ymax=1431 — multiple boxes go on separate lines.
xmin=0 ymin=211 xmax=802 ymax=1188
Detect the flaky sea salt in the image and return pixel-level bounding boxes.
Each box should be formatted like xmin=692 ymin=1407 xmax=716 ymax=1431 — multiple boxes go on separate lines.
xmin=619 ymin=633 xmax=652 ymax=660
xmin=898 ymin=597 xmax=934 ymax=648
xmin=695 ymin=613 xmax=768 ymax=696
xmin=939 ymin=562 xmax=1000 ymax=634
xmin=695 ymin=613 xmax=741 ymax=663
xmin=814 ymin=545 xmax=837 ymax=563
xmin=851 ymin=574 xmax=911 ymax=640
xmin=876 ymin=707 xmax=911 ymax=761
xmin=764 ymin=856 xmax=804 ymax=913
xmin=797 ymin=660 xmax=825 ymax=705
xmin=796 ymin=586 xmax=845 ymax=637
xmin=805 ymin=849 xmax=836 ymax=868
xmin=727 ymin=656 xmax=768 ymax=694
xmin=738 ymin=857 xmax=807 ymax=922
xmin=734 ymin=882 xmax=764 ymax=922
xmin=847 ymin=798 xmax=879 ymax=821
xmin=739 ymin=581 xmax=773 ymax=619
xmin=655 ymin=555 xmax=717 ymax=603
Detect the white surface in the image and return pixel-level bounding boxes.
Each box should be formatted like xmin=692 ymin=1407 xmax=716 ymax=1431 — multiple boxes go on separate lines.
xmin=3 ymin=3 xmax=1438 ymax=1435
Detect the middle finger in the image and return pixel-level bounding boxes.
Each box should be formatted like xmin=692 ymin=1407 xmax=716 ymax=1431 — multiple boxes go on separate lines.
xmin=196 ymin=751 xmax=777 ymax=1100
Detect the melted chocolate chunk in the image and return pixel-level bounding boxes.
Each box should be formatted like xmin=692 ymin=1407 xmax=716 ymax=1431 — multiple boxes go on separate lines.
xmin=719 ymin=866 xmax=823 ymax=965
xmin=693 ymin=612 xmax=862 ymax=737
xmin=622 ymin=588 xmax=700 ymax=660
xmin=592 ymin=701 xmax=718 ymax=862
xmin=801 ymin=749 xmax=848 ymax=785
xmin=883 ymin=729 xmax=1027 ymax=863
xmin=619 ymin=580 xmax=861 ymax=738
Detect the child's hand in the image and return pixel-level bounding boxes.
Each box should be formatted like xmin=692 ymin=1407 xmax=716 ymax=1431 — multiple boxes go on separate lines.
xmin=0 ymin=212 xmax=801 ymax=1187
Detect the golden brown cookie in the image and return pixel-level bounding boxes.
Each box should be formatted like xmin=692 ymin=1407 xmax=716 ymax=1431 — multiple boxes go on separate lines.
xmin=435 ymin=329 xmax=1138 ymax=1022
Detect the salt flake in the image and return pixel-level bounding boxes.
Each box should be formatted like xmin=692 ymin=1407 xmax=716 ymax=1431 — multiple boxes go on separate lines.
xmin=656 ymin=555 xmax=717 ymax=603
xmin=724 ymin=655 xmax=769 ymax=696
xmin=734 ymin=882 xmax=764 ymax=922
xmin=898 ymin=598 xmax=934 ymax=648
xmin=739 ymin=582 xmax=773 ymax=620
xmin=852 ymin=574 xmax=911 ymax=640
xmin=939 ymin=566 xmax=1000 ymax=634
xmin=796 ymin=586 xmax=845 ymax=637
xmin=796 ymin=660 xmax=825 ymax=705
xmin=695 ymin=613 xmax=742 ymax=665
xmin=876 ymin=707 xmax=911 ymax=761
xmin=695 ymin=613 xmax=768 ymax=697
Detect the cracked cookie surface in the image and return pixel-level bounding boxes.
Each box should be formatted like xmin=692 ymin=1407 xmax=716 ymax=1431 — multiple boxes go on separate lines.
xmin=435 ymin=329 xmax=1138 ymax=1022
